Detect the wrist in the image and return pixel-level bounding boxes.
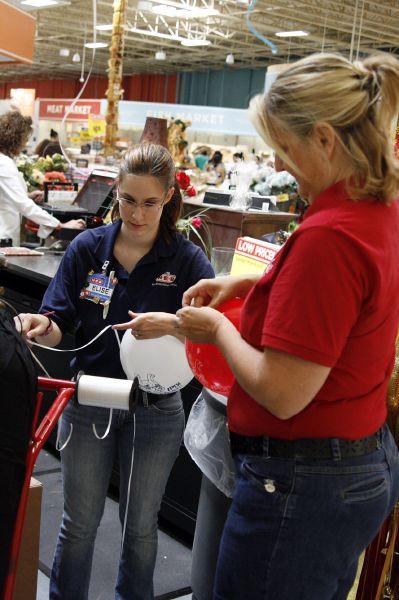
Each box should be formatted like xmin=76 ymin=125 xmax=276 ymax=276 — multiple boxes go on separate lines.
xmin=214 ymin=315 xmax=235 ymax=346
xmin=39 ymin=315 xmax=53 ymax=337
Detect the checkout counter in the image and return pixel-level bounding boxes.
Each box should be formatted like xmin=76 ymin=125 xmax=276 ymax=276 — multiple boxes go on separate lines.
xmin=0 ymin=198 xmax=295 ymax=547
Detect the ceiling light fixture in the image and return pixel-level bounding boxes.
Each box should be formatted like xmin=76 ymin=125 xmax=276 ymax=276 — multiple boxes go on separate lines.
xmin=72 ymin=52 xmax=80 ymax=62
xmin=85 ymin=42 xmax=109 ymax=49
xmin=21 ymin=0 xmax=58 ymax=6
xmin=129 ymin=28 xmax=183 ymax=42
xmin=226 ymin=53 xmax=234 ymax=65
xmin=275 ymin=30 xmax=309 ymax=37
xmin=137 ymin=0 xmax=153 ymax=9
xmin=155 ymin=50 xmax=166 ymax=60
xmin=181 ymin=38 xmax=211 ymax=47
xmin=175 ymin=7 xmax=219 ymax=18
xmin=96 ymin=24 xmax=113 ymax=31
xmin=59 ymin=48 xmax=70 ymax=57
xmin=151 ymin=4 xmax=177 ymax=16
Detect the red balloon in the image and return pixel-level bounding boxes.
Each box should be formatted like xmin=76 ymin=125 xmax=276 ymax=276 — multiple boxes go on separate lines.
xmin=185 ymin=297 xmax=244 ymax=396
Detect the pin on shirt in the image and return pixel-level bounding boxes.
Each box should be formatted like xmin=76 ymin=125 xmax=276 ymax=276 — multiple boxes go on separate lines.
xmin=79 ymin=259 xmax=118 ymax=318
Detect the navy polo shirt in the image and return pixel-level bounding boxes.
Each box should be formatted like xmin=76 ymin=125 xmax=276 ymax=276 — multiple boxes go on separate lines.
xmin=40 ymin=220 xmax=214 ymax=378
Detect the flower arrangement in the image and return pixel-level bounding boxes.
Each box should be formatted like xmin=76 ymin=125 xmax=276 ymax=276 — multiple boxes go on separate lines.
xmin=175 ymin=171 xmax=212 ymax=256
xmin=176 ymin=171 xmax=197 ymax=197
xmin=16 ymin=153 xmax=68 ymax=191
xmin=176 ymin=209 xmax=212 ymax=258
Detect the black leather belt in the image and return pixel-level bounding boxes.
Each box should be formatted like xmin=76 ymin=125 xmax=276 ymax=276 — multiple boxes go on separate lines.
xmin=229 ymin=429 xmax=382 ymax=460
xmin=144 ymin=390 xmax=176 ymax=404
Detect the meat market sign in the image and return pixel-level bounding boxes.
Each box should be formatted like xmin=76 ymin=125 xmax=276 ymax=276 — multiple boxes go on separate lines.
xmin=39 ymin=99 xmax=101 ymax=120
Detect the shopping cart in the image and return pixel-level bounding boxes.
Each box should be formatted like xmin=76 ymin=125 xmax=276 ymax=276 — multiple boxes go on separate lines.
xmin=3 ymin=376 xmax=76 ymax=600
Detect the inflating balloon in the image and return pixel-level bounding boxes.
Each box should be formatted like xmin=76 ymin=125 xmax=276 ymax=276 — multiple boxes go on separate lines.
xmin=120 ymin=332 xmax=194 ymax=394
xmin=185 ymin=297 xmax=243 ymax=396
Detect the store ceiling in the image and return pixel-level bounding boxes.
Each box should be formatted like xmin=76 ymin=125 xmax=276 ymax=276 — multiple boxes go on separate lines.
xmin=1 ymin=0 xmax=398 ymax=81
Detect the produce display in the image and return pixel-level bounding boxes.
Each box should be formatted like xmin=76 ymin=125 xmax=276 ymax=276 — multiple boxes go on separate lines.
xmin=16 ymin=153 xmax=68 ymax=190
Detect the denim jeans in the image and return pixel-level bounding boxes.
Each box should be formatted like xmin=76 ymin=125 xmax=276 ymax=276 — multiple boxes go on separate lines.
xmin=214 ymin=424 xmax=399 ymax=600
xmin=49 ymin=392 xmax=185 ymax=600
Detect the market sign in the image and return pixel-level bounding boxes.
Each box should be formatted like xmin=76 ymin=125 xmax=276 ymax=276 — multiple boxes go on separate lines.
xmin=38 ymin=100 xmax=102 ymax=121
xmin=109 ymin=100 xmax=258 ymax=136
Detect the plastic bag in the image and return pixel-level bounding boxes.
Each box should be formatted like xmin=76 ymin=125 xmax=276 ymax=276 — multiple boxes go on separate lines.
xmin=184 ymin=391 xmax=236 ymax=497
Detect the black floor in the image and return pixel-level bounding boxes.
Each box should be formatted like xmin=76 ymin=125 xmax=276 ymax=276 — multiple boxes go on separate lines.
xmin=33 ymin=449 xmax=192 ymax=600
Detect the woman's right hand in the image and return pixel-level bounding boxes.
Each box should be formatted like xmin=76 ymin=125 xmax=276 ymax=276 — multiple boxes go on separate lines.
xmin=14 ymin=313 xmax=50 ymax=339
xmin=182 ymin=274 xmax=261 ymax=308
xmin=61 ymin=219 xmax=86 ymax=230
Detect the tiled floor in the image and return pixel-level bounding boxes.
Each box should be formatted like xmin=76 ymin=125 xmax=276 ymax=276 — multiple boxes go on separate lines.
xmin=34 ymin=449 xmax=193 ymax=600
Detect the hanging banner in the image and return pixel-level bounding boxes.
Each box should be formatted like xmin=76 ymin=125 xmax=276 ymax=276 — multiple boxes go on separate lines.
xmin=105 ymin=100 xmax=258 ymax=136
xmin=39 ymin=99 xmax=101 ymax=121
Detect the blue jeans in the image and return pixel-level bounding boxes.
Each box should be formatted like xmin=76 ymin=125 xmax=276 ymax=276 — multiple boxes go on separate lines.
xmin=49 ymin=392 xmax=185 ymax=600
xmin=214 ymin=424 xmax=399 ymax=600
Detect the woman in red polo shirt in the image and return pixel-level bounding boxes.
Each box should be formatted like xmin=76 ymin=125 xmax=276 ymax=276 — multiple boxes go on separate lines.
xmin=176 ymin=52 xmax=399 ymax=599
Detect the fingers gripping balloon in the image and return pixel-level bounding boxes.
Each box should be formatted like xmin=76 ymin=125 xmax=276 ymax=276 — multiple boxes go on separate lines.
xmin=120 ymin=333 xmax=194 ymax=394
xmin=185 ymin=298 xmax=243 ymax=396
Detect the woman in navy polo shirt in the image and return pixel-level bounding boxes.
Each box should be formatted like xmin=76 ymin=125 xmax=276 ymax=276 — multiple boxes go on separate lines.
xmin=176 ymin=53 xmax=399 ymax=599
xmin=17 ymin=143 xmax=213 ymax=600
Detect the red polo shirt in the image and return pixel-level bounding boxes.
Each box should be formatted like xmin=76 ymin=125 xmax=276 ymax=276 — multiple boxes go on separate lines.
xmin=228 ymin=181 xmax=399 ymax=439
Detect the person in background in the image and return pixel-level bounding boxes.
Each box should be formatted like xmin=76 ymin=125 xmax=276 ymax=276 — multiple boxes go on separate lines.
xmin=40 ymin=141 xmax=63 ymax=158
xmin=176 ymin=52 xmax=399 ymax=599
xmin=194 ymin=146 xmax=210 ymax=171
xmin=17 ymin=143 xmax=214 ymax=600
xmin=35 ymin=128 xmax=59 ymax=157
xmin=0 ymin=111 xmax=84 ymax=246
xmin=206 ymin=150 xmax=226 ymax=185
xmin=232 ymin=151 xmax=244 ymax=163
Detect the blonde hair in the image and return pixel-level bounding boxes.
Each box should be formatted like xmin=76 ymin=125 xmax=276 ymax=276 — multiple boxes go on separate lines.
xmin=249 ymin=53 xmax=399 ymax=204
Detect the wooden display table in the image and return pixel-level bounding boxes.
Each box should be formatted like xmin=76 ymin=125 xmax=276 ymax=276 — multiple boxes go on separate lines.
xmin=183 ymin=200 xmax=297 ymax=248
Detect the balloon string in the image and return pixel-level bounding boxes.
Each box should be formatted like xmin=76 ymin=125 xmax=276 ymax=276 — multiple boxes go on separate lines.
xmin=32 ymin=325 xmax=114 ymax=352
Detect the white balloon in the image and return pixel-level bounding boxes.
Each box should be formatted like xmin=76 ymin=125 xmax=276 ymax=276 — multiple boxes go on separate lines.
xmin=120 ymin=331 xmax=194 ymax=394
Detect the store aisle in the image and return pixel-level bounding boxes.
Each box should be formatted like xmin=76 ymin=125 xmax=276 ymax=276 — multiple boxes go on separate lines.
xmin=33 ymin=450 xmax=192 ymax=600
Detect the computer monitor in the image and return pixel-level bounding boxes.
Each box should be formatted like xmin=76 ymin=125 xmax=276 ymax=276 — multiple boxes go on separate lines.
xmin=74 ymin=169 xmax=117 ymax=217
xmin=44 ymin=169 xmax=117 ymax=220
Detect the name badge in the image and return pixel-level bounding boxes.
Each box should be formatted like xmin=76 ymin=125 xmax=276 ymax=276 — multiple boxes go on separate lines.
xmin=80 ymin=270 xmax=117 ymax=306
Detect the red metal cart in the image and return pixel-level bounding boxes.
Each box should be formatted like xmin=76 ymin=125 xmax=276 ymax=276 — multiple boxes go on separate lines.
xmin=3 ymin=376 xmax=75 ymax=600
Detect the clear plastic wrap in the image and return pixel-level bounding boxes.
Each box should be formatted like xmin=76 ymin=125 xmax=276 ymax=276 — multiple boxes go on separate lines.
xmin=184 ymin=392 xmax=236 ymax=497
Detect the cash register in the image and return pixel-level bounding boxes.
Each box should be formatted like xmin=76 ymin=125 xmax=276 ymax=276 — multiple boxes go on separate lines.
xmin=43 ymin=168 xmax=117 ymax=245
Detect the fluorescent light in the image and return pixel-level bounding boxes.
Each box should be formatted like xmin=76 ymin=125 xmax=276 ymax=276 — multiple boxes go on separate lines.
xmin=275 ymin=30 xmax=309 ymax=37
xmin=226 ymin=53 xmax=234 ymax=65
xmin=21 ymin=0 xmax=58 ymax=6
xmin=72 ymin=52 xmax=80 ymax=62
xmin=181 ymin=38 xmax=211 ymax=46
xmin=137 ymin=0 xmax=152 ymax=9
xmin=96 ymin=24 xmax=113 ymax=31
xmin=152 ymin=4 xmax=177 ymax=16
xmin=85 ymin=42 xmax=109 ymax=49
xmin=176 ymin=7 xmax=219 ymax=18
xmin=155 ymin=50 xmax=166 ymax=60
xmin=129 ymin=28 xmax=184 ymax=42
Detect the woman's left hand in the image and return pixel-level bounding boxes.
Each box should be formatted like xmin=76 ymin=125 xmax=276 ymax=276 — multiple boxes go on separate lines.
xmin=175 ymin=306 xmax=227 ymax=344
xmin=113 ymin=311 xmax=180 ymax=339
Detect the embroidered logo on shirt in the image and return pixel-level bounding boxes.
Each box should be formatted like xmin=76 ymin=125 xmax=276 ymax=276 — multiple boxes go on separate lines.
xmin=156 ymin=272 xmax=176 ymax=283
xmin=153 ymin=271 xmax=177 ymax=286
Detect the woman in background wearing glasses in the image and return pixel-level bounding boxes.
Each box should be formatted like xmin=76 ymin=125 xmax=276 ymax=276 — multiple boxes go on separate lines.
xmin=17 ymin=143 xmax=214 ymax=600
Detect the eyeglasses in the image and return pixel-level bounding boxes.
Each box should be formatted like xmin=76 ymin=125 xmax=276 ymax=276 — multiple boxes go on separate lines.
xmin=116 ymin=193 xmax=165 ymax=215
